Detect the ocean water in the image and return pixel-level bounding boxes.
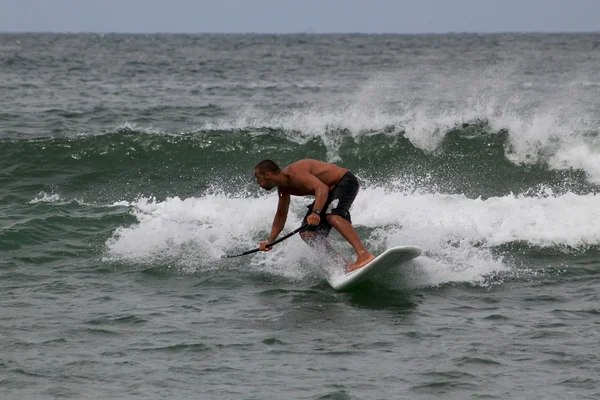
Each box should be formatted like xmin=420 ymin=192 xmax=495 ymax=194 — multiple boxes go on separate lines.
xmin=1 ymin=33 xmax=600 ymax=399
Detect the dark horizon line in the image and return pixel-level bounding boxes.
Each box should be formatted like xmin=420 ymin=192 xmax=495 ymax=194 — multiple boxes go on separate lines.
xmin=1 ymin=30 xmax=599 ymax=35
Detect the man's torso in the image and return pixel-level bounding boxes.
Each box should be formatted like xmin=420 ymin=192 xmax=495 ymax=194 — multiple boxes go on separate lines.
xmin=279 ymin=159 xmax=349 ymax=197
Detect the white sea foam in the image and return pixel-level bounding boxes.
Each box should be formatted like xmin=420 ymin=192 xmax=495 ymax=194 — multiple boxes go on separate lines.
xmin=29 ymin=191 xmax=61 ymax=204
xmin=97 ymin=63 xmax=600 ymax=183
xmin=196 ymin=67 xmax=600 ymax=182
xmin=103 ymin=182 xmax=600 ymax=287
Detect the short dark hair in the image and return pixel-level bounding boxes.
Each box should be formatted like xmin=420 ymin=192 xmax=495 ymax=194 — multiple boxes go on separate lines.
xmin=254 ymin=159 xmax=281 ymax=174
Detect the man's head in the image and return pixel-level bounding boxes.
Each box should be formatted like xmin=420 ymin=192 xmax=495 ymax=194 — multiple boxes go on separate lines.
xmin=254 ymin=159 xmax=281 ymax=190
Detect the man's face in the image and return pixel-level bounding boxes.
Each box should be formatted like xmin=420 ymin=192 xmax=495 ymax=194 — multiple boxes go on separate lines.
xmin=254 ymin=169 xmax=275 ymax=190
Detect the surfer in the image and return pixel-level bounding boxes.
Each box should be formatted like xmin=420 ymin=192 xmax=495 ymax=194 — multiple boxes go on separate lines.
xmin=254 ymin=159 xmax=375 ymax=272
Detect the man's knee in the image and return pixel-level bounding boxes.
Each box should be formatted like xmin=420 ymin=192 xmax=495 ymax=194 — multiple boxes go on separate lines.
xmin=325 ymin=213 xmax=350 ymax=225
xmin=325 ymin=214 xmax=337 ymax=225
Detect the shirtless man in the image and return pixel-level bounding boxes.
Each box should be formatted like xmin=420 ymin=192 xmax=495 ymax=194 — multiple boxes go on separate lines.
xmin=254 ymin=159 xmax=375 ymax=272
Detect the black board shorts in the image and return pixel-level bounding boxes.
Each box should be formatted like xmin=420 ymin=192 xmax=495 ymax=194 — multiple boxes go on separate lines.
xmin=302 ymin=171 xmax=359 ymax=237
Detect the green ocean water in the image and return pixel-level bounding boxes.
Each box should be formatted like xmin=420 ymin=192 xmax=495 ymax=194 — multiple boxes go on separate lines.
xmin=2 ymin=33 xmax=600 ymax=399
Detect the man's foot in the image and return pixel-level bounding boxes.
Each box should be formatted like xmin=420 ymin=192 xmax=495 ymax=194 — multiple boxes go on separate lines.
xmin=346 ymin=252 xmax=375 ymax=273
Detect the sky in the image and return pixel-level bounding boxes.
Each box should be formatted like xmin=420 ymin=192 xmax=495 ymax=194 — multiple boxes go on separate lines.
xmin=0 ymin=0 xmax=598 ymax=34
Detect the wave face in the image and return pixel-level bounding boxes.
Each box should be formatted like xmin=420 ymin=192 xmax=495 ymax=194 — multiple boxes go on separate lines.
xmin=2 ymin=125 xmax=600 ymax=288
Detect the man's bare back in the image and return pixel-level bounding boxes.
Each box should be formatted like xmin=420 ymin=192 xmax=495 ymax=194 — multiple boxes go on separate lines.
xmin=279 ymin=159 xmax=349 ymax=196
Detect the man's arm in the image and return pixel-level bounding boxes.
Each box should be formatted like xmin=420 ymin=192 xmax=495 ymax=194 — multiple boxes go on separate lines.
xmin=292 ymin=173 xmax=329 ymax=213
xmin=267 ymin=190 xmax=290 ymax=242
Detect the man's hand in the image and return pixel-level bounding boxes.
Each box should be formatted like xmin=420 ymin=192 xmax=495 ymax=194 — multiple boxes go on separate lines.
xmin=259 ymin=241 xmax=272 ymax=252
xmin=306 ymin=212 xmax=321 ymax=226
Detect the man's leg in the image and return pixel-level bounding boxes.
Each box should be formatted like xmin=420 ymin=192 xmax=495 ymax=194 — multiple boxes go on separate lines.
xmin=326 ymin=215 xmax=375 ymax=272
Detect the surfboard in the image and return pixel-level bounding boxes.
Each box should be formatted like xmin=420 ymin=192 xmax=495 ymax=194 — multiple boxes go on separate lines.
xmin=328 ymin=245 xmax=422 ymax=291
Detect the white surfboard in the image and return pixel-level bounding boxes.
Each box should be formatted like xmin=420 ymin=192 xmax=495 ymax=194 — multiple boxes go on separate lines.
xmin=328 ymin=245 xmax=422 ymax=291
